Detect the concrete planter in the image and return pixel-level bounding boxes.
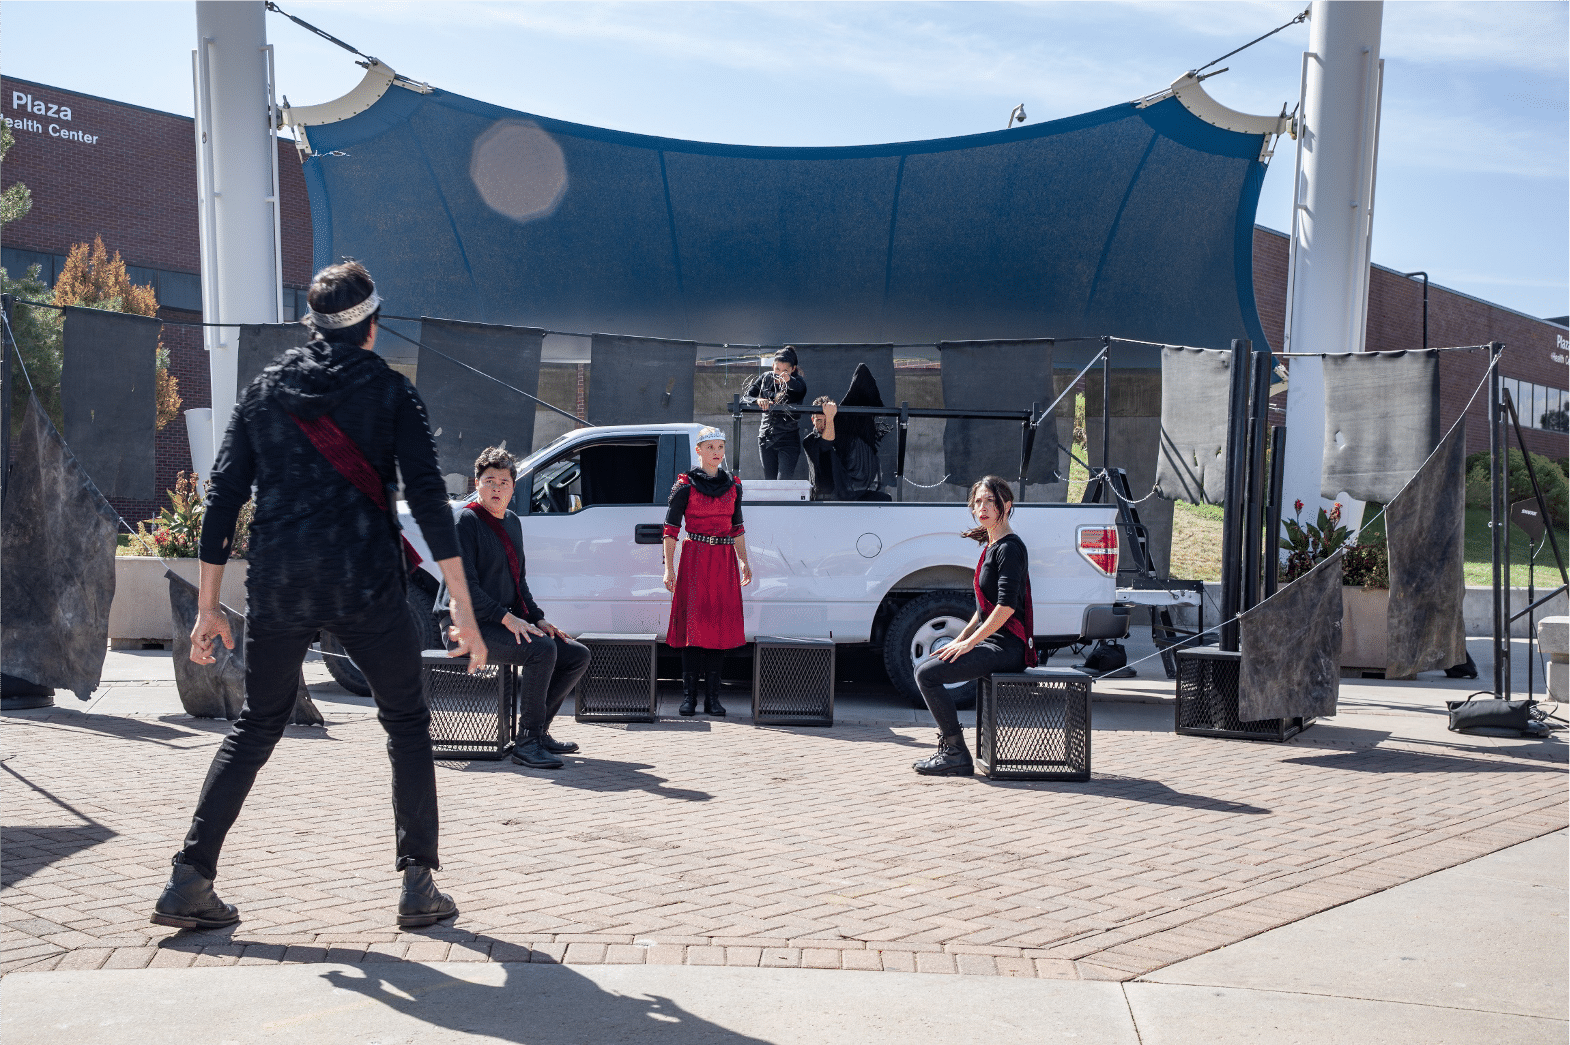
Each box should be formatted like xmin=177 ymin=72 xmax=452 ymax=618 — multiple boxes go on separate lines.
xmin=108 ymin=557 xmax=247 ymax=646
xmin=1341 ymin=586 xmax=1389 ymax=672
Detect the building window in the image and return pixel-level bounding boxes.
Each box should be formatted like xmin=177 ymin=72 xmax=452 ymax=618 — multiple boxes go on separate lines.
xmin=1505 ymin=377 xmax=1568 ymax=433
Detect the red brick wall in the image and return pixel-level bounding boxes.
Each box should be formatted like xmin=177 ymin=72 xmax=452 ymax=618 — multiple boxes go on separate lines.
xmin=3 ymin=76 xmax=313 ymax=522
xmin=1252 ymin=226 xmax=1567 ymax=459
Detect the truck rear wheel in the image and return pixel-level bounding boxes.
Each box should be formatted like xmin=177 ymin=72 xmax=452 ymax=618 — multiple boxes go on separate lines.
xmin=320 ymin=581 xmax=444 ymax=698
xmin=882 ymin=590 xmax=978 ymax=710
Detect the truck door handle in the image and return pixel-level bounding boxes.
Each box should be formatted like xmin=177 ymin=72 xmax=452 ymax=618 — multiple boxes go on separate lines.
xmin=634 ymin=524 xmax=664 ymax=545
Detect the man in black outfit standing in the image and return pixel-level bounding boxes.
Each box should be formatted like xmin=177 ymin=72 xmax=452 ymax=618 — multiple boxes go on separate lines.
xmin=437 ymin=447 xmax=592 ymax=770
xmin=151 ymin=261 xmax=487 ymax=931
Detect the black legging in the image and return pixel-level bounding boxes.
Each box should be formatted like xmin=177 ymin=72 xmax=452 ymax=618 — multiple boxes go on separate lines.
xmin=914 ymin=638 xmax=1026 ymax=737
xmin=180 ymin=587 xmax=437 ymax=879
xmin=445 ymin=618 xmax=591 ymax=736
xmin=682 ymin=647 xmax=728 ymax=678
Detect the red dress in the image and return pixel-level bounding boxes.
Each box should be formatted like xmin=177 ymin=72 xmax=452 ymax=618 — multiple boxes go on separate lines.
xmin=664 ymin=472 xmax=745 ymax=649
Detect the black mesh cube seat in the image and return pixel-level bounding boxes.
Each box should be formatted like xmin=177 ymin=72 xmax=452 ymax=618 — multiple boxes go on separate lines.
xmin=752 ymin=636 xmax=835 ymax=726
xmin=573 ymin=634 xmax=658 ymax=723
xmin=1173 ymin=645 xmax=1311 ymax=742
xmin=977 ymin=668 xmax=1092 ymax=781
xmin=421 ymin=650 xmax=517 ymax=760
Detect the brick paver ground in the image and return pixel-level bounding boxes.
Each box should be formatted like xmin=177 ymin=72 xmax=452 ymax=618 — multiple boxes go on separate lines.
xmin=2 ymin=710 xmax=1564 ymax=981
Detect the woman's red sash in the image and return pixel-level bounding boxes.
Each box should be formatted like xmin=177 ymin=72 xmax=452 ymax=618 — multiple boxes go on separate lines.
xmin=465 ymin=501 xmax=523 ymax=611
xmin=974 ymin=543 xmax=1038 ymax=667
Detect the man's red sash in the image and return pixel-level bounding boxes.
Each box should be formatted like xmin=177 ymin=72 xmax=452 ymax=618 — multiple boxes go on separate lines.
xmin=974 ymin=543 xmax=1038 ymax=667
xmin=289 ymin=413 xmax=423 ymax=572
xmin=464 ymin=500 xmax=523 ymax=612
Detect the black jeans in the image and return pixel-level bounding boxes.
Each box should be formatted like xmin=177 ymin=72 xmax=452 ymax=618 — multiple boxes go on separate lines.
xmin=759 ymin=439 xmax=802 ymax=481
xmin=179 ymin=588 xmax=437 ymax=879
xmin=448 ymin=619 xmax=591 ymax=736
xmin=915 ymin=638 xmax=1026 ymax=737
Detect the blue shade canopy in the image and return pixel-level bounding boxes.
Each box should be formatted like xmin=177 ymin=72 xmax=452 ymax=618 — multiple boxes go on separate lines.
xmin=300 ymin=80 xmax=1273 ymax=352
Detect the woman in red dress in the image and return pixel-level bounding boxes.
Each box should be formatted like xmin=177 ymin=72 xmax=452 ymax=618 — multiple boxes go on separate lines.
xmin=662 ymin=428 xmax=752 ymax=716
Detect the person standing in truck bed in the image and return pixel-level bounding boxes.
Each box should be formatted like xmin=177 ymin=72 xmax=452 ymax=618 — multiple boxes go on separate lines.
xmin=740 ymin=346 xmax=807 ymax=480
xmin=662 ymin=427 xmax=752 ymax=716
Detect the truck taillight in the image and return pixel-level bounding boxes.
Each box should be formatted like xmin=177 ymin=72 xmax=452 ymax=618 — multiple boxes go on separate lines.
xmin=1078 ymin=526 xmax=1118 ymax=576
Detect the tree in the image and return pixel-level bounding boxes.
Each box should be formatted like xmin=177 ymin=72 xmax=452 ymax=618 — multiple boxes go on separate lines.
xmin=1 ymin=123 xmax=64 ymax=433
xmin=51 ymin=235 xmax=182 ymax=430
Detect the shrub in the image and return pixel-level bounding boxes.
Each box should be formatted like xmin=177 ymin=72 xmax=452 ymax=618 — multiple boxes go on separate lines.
xmin=130 ymin=471 xmax=250 ymax=559
xmin=1464 ymin=448 xmax=1567 ymax=524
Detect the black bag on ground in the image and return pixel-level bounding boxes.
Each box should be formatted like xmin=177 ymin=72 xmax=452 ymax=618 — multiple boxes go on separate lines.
xmin=1445 ymin=694 xmax=1534 ymax=733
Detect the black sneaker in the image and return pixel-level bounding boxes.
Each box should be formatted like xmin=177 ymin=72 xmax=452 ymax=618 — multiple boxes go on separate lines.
xmin=511 ymin=736 xmax=564 ymax=769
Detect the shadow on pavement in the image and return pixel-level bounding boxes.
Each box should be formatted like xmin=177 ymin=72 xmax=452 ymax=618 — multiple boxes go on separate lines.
xmin=755 ymin=723 xmax=924 ymax=747
xmin=985 ymin=774 xmax=1271 ymax=815
xmin=534 ymin=758 xmax=712 ymax=802
xmin=316 ymin=947 xmax=772 ymax=1044
xmin=1283 ymin=747 xmax=1568 ymax=773
xmin=1 ymin=762 xmax=118 ymax=887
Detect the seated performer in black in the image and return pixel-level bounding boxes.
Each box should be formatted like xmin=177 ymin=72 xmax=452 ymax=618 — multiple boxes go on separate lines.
xmin=801 ymin=396 xmax=843 ymax=501
xmin=741 ymin=346 xmax=807 ymax=480
xmin=437 ymin=447 xmax=591 ymax=770
xmin=153 ymin=261 xmax=487 ymax=931
xmin=818 ymin=363 xmax=892 ymax=501
xmin=911 ymin=475 xmax=1036 ymax=776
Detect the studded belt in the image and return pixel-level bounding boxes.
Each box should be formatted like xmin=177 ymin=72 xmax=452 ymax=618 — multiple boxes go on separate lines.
xmin=684 ymin=533 xmax=736 ymax=546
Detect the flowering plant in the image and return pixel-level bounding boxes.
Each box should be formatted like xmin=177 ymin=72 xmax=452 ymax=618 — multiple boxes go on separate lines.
xmin=1279 ymin=500 xmax=1351 ymax=583
xmin=130 ymin=471 xmax=251 ymax=559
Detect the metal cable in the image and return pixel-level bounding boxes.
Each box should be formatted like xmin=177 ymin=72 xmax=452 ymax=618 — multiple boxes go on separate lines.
xmin=264 ymin=1 xmax=379 ymax=65
xmin=1193 ymin=7 xmax=1310 ymax=75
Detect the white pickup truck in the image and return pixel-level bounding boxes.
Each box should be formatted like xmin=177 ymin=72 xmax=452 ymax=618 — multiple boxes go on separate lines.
xmin=374 ymin=422 xmax=1153 ymax=706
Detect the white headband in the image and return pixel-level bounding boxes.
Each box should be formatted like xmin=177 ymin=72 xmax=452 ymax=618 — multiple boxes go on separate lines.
xmin=306 ymin=290 xmax=381 ymax=330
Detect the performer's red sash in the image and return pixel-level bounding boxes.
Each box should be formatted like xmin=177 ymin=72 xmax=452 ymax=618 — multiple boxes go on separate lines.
xmin=465 ymin=500 xmax=523 ymax=612
xmin=289 ymin=413 xmax=423 ymax=572
xmin=974 ymin=543 xmax=1038 ymax=667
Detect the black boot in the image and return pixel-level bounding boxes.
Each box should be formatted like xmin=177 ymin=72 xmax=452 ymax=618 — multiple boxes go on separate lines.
xmin=150 ymin=856 xmax=240 ymax=930
xmin=511 ymin=733 xmax=564 ymax=769
xmin=539 ymin=732 xmax=579 ymax=754
xmin=913 ymin=733 xmax=973 ymax=776
xmin=703 ymin=670 xmax=726 ymax=717
xmin=397 ymin=865 xmax=458 ymax=928
xmin=678 ymin=671 xmax=698 ymax=717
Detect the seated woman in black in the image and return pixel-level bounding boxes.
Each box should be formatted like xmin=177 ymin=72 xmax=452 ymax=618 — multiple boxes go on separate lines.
xmin=911 ymin=475 xmax=1036 ymax=776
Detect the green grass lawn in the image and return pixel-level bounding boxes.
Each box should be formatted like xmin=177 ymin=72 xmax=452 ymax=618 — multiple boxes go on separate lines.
xmin=1169 ymin=500 xmax=1565 ymax=588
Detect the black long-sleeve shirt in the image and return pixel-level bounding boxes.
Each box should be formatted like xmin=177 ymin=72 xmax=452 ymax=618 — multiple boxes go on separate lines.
xmin=977 ymin=534 xmax=1030 ymax=650
xmin=199 ymin=337 xmax=457 ymax=626
xmin=435 ymin=508 xmax=544 ymax=624
xmin=741 ymin=371 xmax=807 ymax=448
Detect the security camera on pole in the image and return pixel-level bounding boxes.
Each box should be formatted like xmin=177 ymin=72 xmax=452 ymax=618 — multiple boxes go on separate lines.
xmin=192 ymin=0 xmax=284 ymax=480
xmin=1279 ymin=1 xmax=1385 ymax=544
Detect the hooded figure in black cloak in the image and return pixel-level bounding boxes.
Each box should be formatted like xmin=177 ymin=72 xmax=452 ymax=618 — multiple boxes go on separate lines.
xmin=801 ymin=363 xmax=891 ymax=501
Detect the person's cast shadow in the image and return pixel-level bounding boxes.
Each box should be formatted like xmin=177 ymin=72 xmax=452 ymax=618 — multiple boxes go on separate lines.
xmin=320 ymin=941 xmax=771 ymax=1044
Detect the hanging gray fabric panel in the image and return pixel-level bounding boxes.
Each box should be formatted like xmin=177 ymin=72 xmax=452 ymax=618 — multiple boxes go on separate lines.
xmin=0 ymin=396 xmax=120 ymax=699
xmin=418 ymin=318 xmax=544 ymax=474
xmin=1154 ymin=345 xmax=1232 ymax=503
xmin=238 ymin=323 xmax=307 ymax=393
xmin=937 ymin=339 xmax=1057 ymax=487
xmin=1238 ymin=550 xmax=1343 ymax=721
xmin=1321 ymin=349 xmax=1440 ymax=502
xmin=784 ymin=343 xmax=897 ymax=489
xmin=60 ymin=306 xmax=158 ymax=500
xmin=587 ymin=334 xmax=698 ymax=426
xmin=167 ymin=571 xmax=323 ymax=724
xmin=1383 ymin=419 xmax=1468 ymax=679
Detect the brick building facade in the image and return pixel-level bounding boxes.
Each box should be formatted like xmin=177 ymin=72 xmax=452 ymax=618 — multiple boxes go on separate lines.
xmin=1 ymin=76 xmax=313 ymax=526
xmin=3 ymin=75 xmax=1564 ymax=528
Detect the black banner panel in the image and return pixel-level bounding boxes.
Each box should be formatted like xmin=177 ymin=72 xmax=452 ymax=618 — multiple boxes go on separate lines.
xmin=587 ymin=334 xmax=698 ymax=426
xmin=938 ymin=339 xmax=1056 ymax=488
xmin=60 ymin=306 xmax=158 ymax=499
xmin=418 ymin=318 xmax=545 ymax=474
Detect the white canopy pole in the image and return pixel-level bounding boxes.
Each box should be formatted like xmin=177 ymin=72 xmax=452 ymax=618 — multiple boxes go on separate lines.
xmin=192 ymin=1 xmax=281 ymax=480
xmin=1280 ymin=0 xmax=1385 ymax=533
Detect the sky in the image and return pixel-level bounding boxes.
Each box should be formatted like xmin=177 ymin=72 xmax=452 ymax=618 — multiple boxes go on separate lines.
xmin=3 ymin=1 xmax=1566 ymax=319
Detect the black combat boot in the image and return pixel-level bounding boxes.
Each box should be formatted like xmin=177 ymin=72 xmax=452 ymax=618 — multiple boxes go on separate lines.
xmin=703 ymin=670 xmax=726 ymax=717
xmin=678 ymin=671 xmax=698 ymax=717
xmin=539 ymin=732 xmax=579 ymax=754
xmin=150 ymin=856 xmax=241 ymax=930
xmin=912 ymin=733 xmax=973 ymax=776
xmin=511 ymin=733 xmax=565 ymax=769
xmin=397 ymin=865 xmax=459 ymax=928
